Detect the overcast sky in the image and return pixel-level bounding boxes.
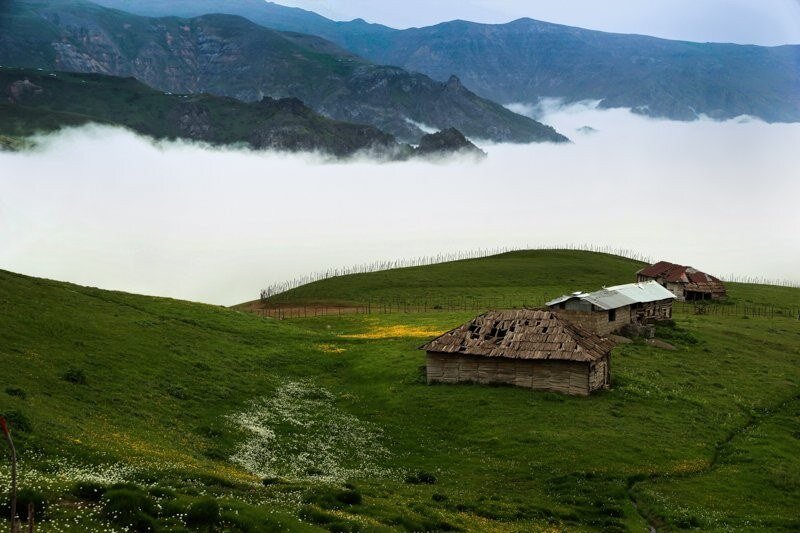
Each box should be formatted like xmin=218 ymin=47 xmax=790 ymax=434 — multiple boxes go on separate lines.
xmin=275 ymin=0 xmax=800 ymax=45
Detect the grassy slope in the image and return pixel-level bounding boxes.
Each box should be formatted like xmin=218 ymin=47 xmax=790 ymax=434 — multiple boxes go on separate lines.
xmin=260 ymin=251 xmax=647 ymax=308
xmin=1 ymin=252 xmax=799 ymax=531
xmin=259 ymin=250 xmax=800 ymax=309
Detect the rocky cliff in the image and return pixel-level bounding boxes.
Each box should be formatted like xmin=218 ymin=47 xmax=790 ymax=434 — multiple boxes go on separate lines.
xmin=0 ymin=0 xmax=568 ymax=144
xmin=94 ymin=0 xmax=800 ymax=123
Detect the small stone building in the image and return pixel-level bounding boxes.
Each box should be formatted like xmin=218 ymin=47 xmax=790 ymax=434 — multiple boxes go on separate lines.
xmin=420 ymin=309 xmax=614 ymax=396
xmin=546 ymin=281 xmax=675 ymax=335
xmin=637 ymin=261 xmax=726 ymax=301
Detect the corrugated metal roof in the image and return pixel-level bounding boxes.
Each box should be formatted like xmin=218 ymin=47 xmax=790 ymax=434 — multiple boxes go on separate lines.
xmin=546 ymin=281 xmax=675 ymax=310
xmin=605 ymin=281 xmax=677 ymax=303
xmin=581 ymin=289 xmax=637 ymax=310
xmin=546 ymin=293 xmax=585 ymax=306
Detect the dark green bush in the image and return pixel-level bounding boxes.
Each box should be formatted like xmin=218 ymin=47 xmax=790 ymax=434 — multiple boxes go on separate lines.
xmin=62 ymin=367 xmax=87 ymax=385
xmin=303 ymin=486 xmax=363 ymax=510
xmin=298 ymin=505 xmax=359 ymax=532
xmin=185 ymin=497 xmax=220 ymax=528
xmin=102 ymin=488 xmax=156 ymax=528
xmin=167 ymin=384 xmax=188 ymax=400
xmin=1 ymin=487 xmax=47 ymax=521
xmin=147 ymin=486 xmax=176 ymax=499
xmin=336 ymin=489 xmax=362 ymax=505
xmin=4 ymin=387 xmax=26 ymax=399
xmin=72 ymin=480 xmax=107 ymax=502
xmin=405 ymin=471 xmax=437 ymax=485
xmin=675 ymin=515 xmax=701 ymax=528
xmin=129 ymin=512 xmax=159 ymax=532
xmin=432 ymin=493 xmax=448 ymax=502
xmin=0 ymin=410 xmax=31 ymax=433
xmin=262 ymin=477 xmax=285 ymax=486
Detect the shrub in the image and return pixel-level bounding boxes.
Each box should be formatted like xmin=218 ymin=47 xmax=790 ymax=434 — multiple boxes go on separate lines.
xmin=130 ymin=512 xmax=159 ymax=532
xmin=405 ymin=471 xmax=437 ymax=485
xmin=303 ymin=486 xmax=363 ymax=510
xmin=336 ymin=489 xmax=362 ymax=505
xmin=72 ymin=480 xmax=107 ymax=502
xmin=185 ymin=497 xmax=220 ymax=528
xmin=102 ymin=488 xmax=156 ymax=528
xmin=0 ymin=410 xmax=31 ymax=433
xmin=298 ymin=505 xmax=358 ymax=532
xmin=147 ymin=486 xmax=176 ymax=499
xmin=432 ymin=493 xmax=448 ymax=502
xmin=262 ymin=477 xmax=285 ymax=486
xmin=4 ymin=387 xmax=26 ymax=399
xmin=1 ymin=488 xmax=47 ymax=521
xmin=62 ymin=367 xmax=87 ymax=385
xmin=167 ymin=384 xmax=188 ymax=400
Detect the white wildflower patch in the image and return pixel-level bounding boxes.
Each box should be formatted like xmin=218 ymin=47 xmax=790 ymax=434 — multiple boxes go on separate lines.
xmin=228 ymin=381 xmax=392 ymax=484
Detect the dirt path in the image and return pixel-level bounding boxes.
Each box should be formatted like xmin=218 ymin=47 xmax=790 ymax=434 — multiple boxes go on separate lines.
xmin=626 ymin=393 xmax=800 ymax=531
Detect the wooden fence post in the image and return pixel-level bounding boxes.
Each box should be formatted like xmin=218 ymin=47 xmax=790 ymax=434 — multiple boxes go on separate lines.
xmin=1 ymin=417 xmax=17 ymax=533
xmin=26 ymin=503 xmax=33 ymax=533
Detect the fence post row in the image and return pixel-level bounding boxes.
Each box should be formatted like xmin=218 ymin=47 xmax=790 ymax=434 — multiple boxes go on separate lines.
xmin=258 ymin=298 xmax=797 ymax=320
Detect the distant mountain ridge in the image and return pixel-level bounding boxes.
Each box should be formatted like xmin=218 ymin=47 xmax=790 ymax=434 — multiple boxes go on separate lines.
xmin=0 ymin=67 xmax=489 ymax=158
xmin=0 ymin=67 xmax=399 ymax=157
xmin=91 ymin=0 xmax=800 ymax=123
xmin=0 ymin=0 xmax=567 ymax=144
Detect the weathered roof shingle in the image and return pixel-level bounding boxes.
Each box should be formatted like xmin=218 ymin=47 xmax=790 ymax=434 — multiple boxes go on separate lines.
xmin=638 ymin=261 xmax=726 ymax=294
xmin=420 ymin=309 xmax=614 ymax=362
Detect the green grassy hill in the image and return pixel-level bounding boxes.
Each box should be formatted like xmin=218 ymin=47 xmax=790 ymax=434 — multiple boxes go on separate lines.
xmin=1 ymin=251 xmax=799 ymax=531
xmin=256 ymin=250 xmax=800 ymax=309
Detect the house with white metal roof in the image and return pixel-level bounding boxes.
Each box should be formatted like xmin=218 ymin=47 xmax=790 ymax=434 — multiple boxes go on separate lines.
xmin=546 ymin=281 xmax=675 ymax=335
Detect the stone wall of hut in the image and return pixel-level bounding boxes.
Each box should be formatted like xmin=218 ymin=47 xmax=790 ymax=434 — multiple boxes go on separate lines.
xmin=554 ymin=305 xmax=632 ymax=336
xmin=426 ymin=352 xmax=605 ymax=396
xmin=665 ymin=282 xmax=687 ymax=301
xmin=632 ymin=299 xmax=673 ymax=323
xmin=589 ymin=358 xmax=611 ymax=391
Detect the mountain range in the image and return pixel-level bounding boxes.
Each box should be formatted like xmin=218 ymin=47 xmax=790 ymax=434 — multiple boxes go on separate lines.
xmin=0 ymin=0 xmax=567 ymax=144
xmin=0 ymin=67 xmax=493 ymax=158
xmin=92 ymin=0 xmax=800 ymax=123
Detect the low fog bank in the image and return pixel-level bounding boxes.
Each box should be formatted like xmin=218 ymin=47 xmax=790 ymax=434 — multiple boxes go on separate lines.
xmin=1 ymin=105 xmax=798 ymax=305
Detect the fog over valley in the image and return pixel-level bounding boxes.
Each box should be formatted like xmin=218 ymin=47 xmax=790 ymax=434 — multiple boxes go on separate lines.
xmin=1 ymin=104 xmax=798 ymax=305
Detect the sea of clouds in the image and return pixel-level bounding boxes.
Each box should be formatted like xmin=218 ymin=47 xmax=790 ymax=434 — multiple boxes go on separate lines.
xmin=1 ymin=102 xmax=798 ymax=305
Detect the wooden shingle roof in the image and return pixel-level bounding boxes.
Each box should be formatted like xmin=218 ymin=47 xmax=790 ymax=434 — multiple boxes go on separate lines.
xmin=638 ymin=261 xmax=726 ymax=294
xmin=420 ymin=309 xmax=614 ymax=362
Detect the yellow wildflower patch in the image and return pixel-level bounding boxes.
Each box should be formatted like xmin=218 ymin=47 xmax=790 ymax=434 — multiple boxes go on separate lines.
xmin=316 ymin=343 xmax=347 ymax=354
xmin=340 ymin=324 xmax=445 ymax=339
xmin=671 ymin=458 xmax=709 ymax=475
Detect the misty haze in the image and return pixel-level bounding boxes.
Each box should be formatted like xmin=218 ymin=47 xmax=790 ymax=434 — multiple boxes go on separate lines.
xmin=1 ymin=104 xmax=797 ymax=304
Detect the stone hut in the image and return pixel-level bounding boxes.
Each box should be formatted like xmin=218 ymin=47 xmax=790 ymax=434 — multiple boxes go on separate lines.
xmin=420 ymin=309 xmax=614 ymax=396
xmin=637 ymin=261 xmax=727 ymax=301
xmin=546 ymin=281 xmax=676 ymax=335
